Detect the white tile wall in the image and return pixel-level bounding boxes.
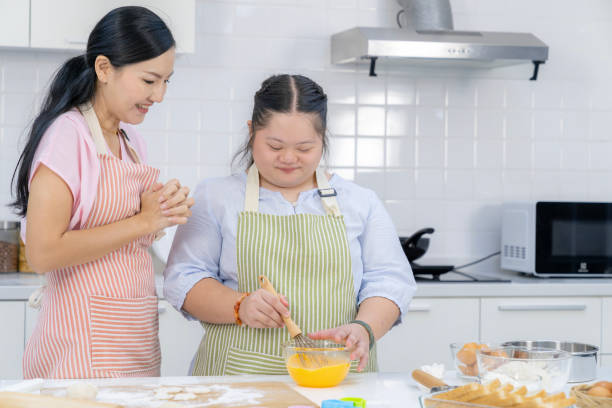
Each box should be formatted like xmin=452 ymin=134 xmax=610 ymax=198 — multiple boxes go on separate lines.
xmin=2 ymin=0 xmax=612 ymax=259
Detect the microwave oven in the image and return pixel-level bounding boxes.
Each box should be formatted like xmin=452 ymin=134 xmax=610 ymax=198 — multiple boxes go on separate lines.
xmin=501 ymin=201 xmax=612 ymax=277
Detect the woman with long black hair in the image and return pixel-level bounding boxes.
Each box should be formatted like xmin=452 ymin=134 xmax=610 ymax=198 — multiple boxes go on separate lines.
xmin=11 ymin=6 xmax=193 ymax=379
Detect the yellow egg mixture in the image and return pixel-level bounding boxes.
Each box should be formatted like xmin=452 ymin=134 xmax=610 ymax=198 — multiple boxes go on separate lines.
xmin=286 ymin=354 xmax=350 ymax=388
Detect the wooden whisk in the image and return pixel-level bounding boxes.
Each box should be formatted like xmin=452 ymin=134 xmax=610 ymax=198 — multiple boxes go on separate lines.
xmin=258 ymin=275 xmax=327 ymax=368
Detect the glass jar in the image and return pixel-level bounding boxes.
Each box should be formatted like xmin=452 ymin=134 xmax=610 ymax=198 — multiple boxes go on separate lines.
xmin=19 ymin=236 xmax=34 ymax=272
xmin=0 ymin=221 xmax=19 ymax=273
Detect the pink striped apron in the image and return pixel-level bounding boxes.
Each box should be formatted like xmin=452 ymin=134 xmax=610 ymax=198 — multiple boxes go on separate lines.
xmin=23 ymin=103 xmax=161 ymax=379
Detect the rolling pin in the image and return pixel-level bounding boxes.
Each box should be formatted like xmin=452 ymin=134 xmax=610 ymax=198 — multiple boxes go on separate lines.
xmin=412 ymin=369 xmax=455 ymax=392
xmin=0 ymin=392 xmax=123 ymax=408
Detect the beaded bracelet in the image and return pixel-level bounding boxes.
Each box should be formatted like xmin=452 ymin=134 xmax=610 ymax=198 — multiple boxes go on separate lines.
xmin=233 ymin=292 xmax=250 ymax=326
xmin=350 ymin=319 xmax=375 ymax=351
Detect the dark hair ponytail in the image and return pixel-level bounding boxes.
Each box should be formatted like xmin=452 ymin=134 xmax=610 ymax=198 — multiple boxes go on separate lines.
xmin=10 ymin=6 xmax=175 ymax=217
xmin=233 ymin=74 xmax=329 ymax=169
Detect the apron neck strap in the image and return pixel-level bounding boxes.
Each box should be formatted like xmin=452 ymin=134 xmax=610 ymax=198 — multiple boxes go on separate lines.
xmin=244 ymin=164 xmax=260 ymax=212
xmin=244 ymin=164 xmax=341 ymax=217
xmin=78 ymin=102 xmax=142 ymax=164
xmin=315 ymin=167 xmax=341 ymax=217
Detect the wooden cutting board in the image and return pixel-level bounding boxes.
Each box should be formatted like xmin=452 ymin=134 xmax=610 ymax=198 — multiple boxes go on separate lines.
xmin=40 ymin=381 xmax=318 ymax=408
xmin=0 ymin=392 xmax=122 ymax=408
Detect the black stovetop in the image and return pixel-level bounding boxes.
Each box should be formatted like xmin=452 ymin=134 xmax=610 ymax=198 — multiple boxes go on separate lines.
xmin=414 ymin=270 xmax=511 ymax=283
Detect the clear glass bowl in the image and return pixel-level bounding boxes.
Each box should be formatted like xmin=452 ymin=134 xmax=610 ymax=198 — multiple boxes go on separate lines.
xmin=450 ymin=342 xmax=489 ymax=380
xmin=283 ymin=340 xmax=351 ymax=388
xmin=476 ymin=346 xmax=572 ymax=393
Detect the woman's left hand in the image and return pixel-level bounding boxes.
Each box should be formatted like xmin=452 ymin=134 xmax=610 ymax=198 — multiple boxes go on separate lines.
xmin=308 ymin=323 xmax=370 ymax=371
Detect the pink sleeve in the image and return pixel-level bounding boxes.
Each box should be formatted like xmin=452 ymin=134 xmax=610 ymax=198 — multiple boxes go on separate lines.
xmin=20 ymin=112 xmax=100 ymax=242
xmin=121 ymin=123 xmax=148 ymax=164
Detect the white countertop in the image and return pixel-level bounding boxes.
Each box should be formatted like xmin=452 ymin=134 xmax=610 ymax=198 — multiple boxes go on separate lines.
xmin=415 ymin=271 xmax=612 ymax=297
xmin=0 ymin=273 xmax=166 ymax=301
xmin=2 ymin=272 xmax=612 ymax=301
xmin=1 ymin=369 xmax=610 ymax=407
xmin=414 ymin=256 xmax=612 ymax=297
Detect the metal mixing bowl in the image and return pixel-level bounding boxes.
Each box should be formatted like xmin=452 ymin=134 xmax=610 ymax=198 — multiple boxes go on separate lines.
xmin=500 ymin=340 xmax=599 ymax=382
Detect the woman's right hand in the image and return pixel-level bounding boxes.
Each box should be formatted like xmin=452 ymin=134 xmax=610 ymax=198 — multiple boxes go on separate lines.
xmin=238 ymin=289 xmax=290 ymax=329
xmin=158 ymin=179 xmax=195 ymax=220
xmin=139 ymin=182 xmax=188 ymax=233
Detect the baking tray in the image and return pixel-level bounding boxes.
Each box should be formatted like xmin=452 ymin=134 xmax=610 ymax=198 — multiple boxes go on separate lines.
xmin=419 ymin=393 xmax=497 ymax=408
xmin=418 ymin=388 xmax=577 ymax=408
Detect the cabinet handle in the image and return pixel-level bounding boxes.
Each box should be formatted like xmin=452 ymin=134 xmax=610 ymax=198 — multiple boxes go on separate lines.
xmin=498 ymin=304 xmax=586 ymax=311
xmin=408 ymin=304 xmax=431 ymax=312
xmin=158 ymin=304 xmax=167 ymax=314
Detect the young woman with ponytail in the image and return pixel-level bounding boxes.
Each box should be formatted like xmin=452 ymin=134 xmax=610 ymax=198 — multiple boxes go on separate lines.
xmin=163 ymin=74 xmax=416 ymax=375
xmin=12 ymin=6 xmax=194 ymax=379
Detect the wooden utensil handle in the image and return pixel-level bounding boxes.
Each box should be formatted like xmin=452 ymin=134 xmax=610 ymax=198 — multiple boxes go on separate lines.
xmin=258 ymin=275 xmax=302 ymax=338
xmin=283 ymin=319 xmax=303 ymax=338
xmin=258 ymin=275 xmax=279 ymax=296
xmin=0 ymin=392 xmax=122 ymax=408
xmin=412 ymin=369 xmax=447 ymax=389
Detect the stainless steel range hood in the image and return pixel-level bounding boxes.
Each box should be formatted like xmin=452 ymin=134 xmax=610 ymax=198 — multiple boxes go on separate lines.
xmin=331 ymin=0 xmax=549 ymax=79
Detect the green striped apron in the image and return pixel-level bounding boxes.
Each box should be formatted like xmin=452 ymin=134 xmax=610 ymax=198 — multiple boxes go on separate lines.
xmin=191 ymin=164 xmax=377 ymax=375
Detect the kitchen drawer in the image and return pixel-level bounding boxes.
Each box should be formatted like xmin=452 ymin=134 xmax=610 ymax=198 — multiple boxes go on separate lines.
xmin=603 ymin=298 xmax=612 ymax=353
xmin=378 ymin=298 xmax=479 ymax=372
xmin=481 ymin=297 xmax=601 ymax=346
xmin=601 ymin=355 xmax=612 ymax=368
xmin=158 ymin=300 xmax=204 ymax=376
xmin=0 ymin=301 xmax=25 ymax=379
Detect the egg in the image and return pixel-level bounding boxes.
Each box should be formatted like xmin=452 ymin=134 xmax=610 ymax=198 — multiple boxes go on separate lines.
xmin=454 ymin=342 xmax=489 ymax=377
xmin=587 ymin=386 xmax=612 ymax=398
xmin=458 ymin=364 xmax=478 ymax=377
xmin=457 ymin=348 xmax=477 ymax=365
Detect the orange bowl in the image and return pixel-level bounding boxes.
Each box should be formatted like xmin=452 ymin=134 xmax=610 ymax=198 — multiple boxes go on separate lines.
xmin=283 ymin=341 xmax=351 ymax=388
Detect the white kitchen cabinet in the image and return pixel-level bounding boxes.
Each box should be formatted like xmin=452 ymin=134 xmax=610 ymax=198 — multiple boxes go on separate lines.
xmin=0 ymin=1 xmax=29 ymax=47
xmin=158 ymin=300 xmax=204 ymax=376
xmin=30 ymin=0 xmax=194 ymax=53
xmin=377 ymin=298 xmax=480 ymax=372
xmin=24 ymin=304 xmax=39 ymax=344
xmin=0 ymin=302 xmax=25 ymax=379
xmin=603 ymin=298 xmax=611 ymax=353
xmin=481 ymin=297 xmax=601 ymax=346
xmin=602 ymin=355 xmax=612 ymax=368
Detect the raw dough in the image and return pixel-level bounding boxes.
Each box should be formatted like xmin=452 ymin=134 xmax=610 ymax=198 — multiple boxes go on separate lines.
xmin=184 ymin=385 xmax=211 ymax=394
xmin=66 ymin=382 xmax=98 ymax=400
xmin=159 ymin=402 xmax=182 ymax=408
xmin=154 ymin=391 xmax=173 ymax=400
xmin=173 ymin=392 xmax=197 ymax=401
xmin=158 ymin=386 xmax=183 ymax=393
